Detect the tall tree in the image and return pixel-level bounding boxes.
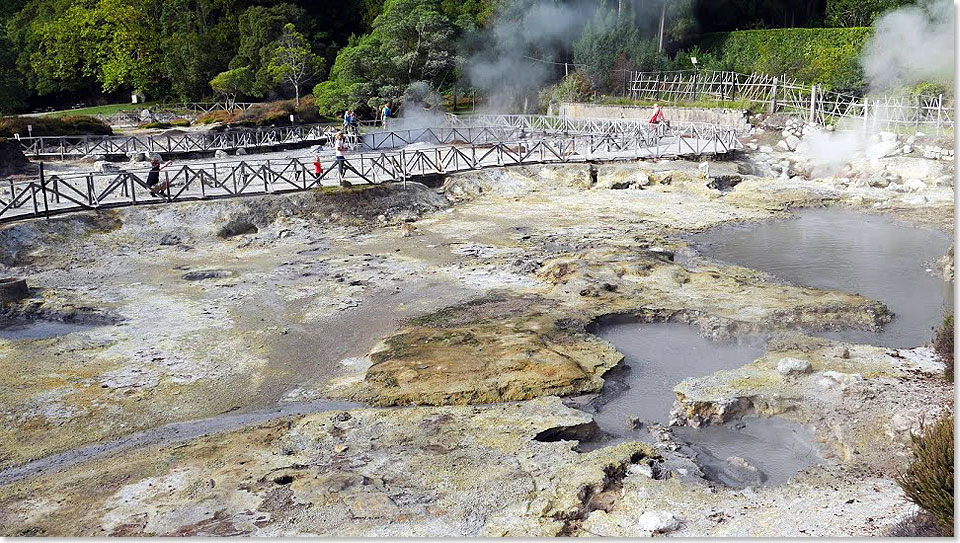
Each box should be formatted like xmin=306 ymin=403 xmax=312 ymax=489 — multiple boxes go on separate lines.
xmin=266 ymin=23 xmax=322 ymax=106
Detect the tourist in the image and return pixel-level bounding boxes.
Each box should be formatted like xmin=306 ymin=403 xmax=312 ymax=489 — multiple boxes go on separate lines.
xmin=146 ymin=158 xmax=174 ymax=197
xmin=313 ymin=156 xmax=323 ymax=179
xmin=649 ymin=104 xmax=666 ymax=126
xmin=343 ymin=110 xmax=351 ymax=129
xmin=381 ymin=103 xmax=391 ymax=127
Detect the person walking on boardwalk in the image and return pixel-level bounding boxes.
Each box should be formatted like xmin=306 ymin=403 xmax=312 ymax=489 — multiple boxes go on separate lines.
xmin=334 ymin=131 xmax=348 ymax=185
xmin=146 ymin=158 xmax=174 ymax=197
xmin=381 ymin=103 xmax=391 ymax=127
xmin=649 ymin=104 xmax=666 ymax=125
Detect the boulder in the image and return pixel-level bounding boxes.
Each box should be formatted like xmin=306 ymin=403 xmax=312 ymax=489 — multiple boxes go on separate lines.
xmin=93 ymin=160 xmax=120 ymax=173
xmin=777 ymin=357 xmax=812 ymax=375
xmin=904 ymin=178 xmax=926 ymax=192
xmin=80 ymin=153 xmax=106 ymax=163
xmin=785 ymin=134 xmax=801 ymax=150
xmin=866 ymin=141 xmax=899 ymax=160
xmin=878 ymin=131 xmax=898 ymax=143
xmin=759 ymin=145 xmax=774 ymax=153
xmin=235 ymin=147 xmax=248 ymax=156
xmin=215 ymin=149 xmax=229 ymax=159
xmin=628 ymin=464 xmax=654 ymax=478
xmin=819 ymin=370 xmax=863 ymax=390
xmin=0 ymin=277 xmax=29 ymax=301
xmin=723 ymin=456 xmax=764 ymax=487
xmin=638 ymin=511 xmax=681 ymax=534
xmin=139 ymin=109 xmax=155 ymax=122
xmin=127 ymin=152 xmax=146 ymax=162
xmin=868 ymin=176 xmax=890 ymax=188
xmin=775 ymin=140 xmax=790 ymax=151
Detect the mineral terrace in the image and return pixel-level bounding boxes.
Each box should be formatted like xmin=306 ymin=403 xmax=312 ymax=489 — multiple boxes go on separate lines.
xmin=0 ymin=140 xmax=953 ymax=536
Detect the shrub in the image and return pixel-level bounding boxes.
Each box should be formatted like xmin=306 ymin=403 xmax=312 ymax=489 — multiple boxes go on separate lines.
xmin=538 ymin=72 xmax=593 ymax=112
xmin=896 ymin=412 xmax=954 ymax=537
xmin=0 ymin=115 xmax=113 ymax=137
xmin=692 ymin=27 xmax=873 ymax=93
xmin=195 ymin=98 xmax=319 ymax=127
xmin=933 ymin=313 xmax=953 ymax=382
xmin=313 ymin=79 xmax=352 ymax=119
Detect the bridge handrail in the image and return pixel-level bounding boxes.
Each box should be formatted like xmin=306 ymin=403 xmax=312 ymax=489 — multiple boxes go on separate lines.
xmin=0 ymin=130 xmax=741 ymax=223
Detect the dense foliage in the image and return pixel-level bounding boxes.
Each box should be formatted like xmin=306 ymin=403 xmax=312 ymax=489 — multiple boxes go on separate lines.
xmin=689 ymin=27 xmax=873 ymax=92
xmin=0 ymin=0 xmax=920 ymax=115
xmin=897 ymin=412 xmax=954 ymax=537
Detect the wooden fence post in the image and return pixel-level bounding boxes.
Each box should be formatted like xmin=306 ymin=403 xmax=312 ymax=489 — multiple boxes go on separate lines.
xmin=809 ymin=84 xmax=817 ymax=124
xmin=769 ymin=77 xmax=778 ymax=114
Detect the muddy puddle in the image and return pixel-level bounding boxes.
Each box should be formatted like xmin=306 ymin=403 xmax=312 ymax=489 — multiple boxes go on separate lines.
xmin=573 ymin=208 xmax=952 ymax=487
xmin=576 ymin=320 xmax=817 ymax=488
xmin=686 ymin=207 xmax=954 ymax=348
xmin=0 ymin=318 xmax=98 ymax=340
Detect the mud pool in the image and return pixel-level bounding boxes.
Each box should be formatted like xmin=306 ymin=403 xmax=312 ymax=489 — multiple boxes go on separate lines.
xmin=687 ymin=207 xmax=954 ymax=347
xmin=0 ymin=318 xmax=96 ymax=340
xmin=579 ymin=207 xmax=952 ymax=487
xmin=583 ymin=321 xmax=818 ymax=487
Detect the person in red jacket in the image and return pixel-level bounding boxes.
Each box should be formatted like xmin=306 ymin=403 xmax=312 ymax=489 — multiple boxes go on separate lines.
xmin=313 ymin=156 xmax=323 ymax=179
xmin=649 ymin=103 xmax=666 ymax=125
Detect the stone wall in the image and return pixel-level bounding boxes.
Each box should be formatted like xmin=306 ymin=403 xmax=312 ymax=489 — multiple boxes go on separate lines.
xmin=558 ymin=103 xmax=751 ymax=132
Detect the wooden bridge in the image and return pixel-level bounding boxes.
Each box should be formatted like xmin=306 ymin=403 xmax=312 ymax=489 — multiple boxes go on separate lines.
xmin=18 ymin=113 xmax=727 ymax=159
xmin=0 ymin=124 xmax=741 ymax=224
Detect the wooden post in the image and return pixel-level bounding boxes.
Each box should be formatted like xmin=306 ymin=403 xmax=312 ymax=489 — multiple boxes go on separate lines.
xmin=769 ymin=77 xmax=778 ymax=114
xmin=936 ymin=94 xmax=943 ymax=136
xmin=39 ymin=162 xmax=49 ymax=218
xmin=808 ymin=84 xmax=817 ymax=124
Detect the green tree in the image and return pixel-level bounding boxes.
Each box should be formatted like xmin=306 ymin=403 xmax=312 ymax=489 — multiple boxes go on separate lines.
xmin=23 ymin=0 xmax=161 ymax=95
xmin=231 ymin=3 xmax=306 ymax=95
xmin=266 ymin=23 xmax=323 ymax=106
xmin=315 ymin=0 xmax=463 ymax=113
xmin=210 ymin=66 xmax=256 ymax=106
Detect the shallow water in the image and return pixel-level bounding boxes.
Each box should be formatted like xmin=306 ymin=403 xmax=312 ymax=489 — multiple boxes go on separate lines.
xmin=583 ymin=322 xmax=818 ymax=487
xmin=0 ymin=318 xmax=95 ymax=340
xmin=581 ymin=208 xmax=953 ymax=486
xmin=590 ymin=321 xmax=766 ymax=431
xmin=672 ymin=417 xmax=821 ymax=488
xmin=687 ymin=207 xmax=954 ymax=348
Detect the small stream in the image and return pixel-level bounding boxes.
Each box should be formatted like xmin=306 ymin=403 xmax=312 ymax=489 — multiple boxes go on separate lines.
xmin=581 ymin=208 xmax=954 ymax=487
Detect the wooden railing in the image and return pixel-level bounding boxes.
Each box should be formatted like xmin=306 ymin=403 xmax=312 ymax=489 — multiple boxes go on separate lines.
xmin=629 ymin=70 xmax=954 ymax=133
xmin=0 ymin=128 xmax=741 ymax=223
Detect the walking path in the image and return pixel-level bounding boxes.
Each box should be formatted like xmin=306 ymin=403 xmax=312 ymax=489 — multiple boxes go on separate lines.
xmin=2 ymin=123 xmax=741 ymax=224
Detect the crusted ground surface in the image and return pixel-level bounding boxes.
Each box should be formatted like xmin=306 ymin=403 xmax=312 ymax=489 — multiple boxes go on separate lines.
xmin=0 ymin=151 xmax=953 ymax=536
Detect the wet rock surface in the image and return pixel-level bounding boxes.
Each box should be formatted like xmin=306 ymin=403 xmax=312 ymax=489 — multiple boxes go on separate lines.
xmin=0 ymin=152 xmax=952 ymax=536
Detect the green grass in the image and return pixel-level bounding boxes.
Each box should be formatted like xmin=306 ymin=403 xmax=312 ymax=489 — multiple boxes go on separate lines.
xmin=596 ymin=96 xmax=760 ymax=112
xmin=40 ymin=101 xmax=164 ymax=118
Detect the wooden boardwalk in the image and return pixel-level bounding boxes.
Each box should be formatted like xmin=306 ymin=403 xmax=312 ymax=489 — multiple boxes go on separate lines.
xmin=1 ymin=126 xmax=741 ymax=224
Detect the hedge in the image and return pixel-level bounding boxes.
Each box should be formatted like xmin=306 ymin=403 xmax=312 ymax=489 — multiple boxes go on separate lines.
xmin=0 ymin=115 xmax=113 ymax=138
xmin=693 ymin=27 xmax=873 ymax=93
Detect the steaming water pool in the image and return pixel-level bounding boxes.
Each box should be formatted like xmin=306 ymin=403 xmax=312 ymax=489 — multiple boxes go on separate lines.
xmin=579 ymin=208 xmax=953 ymax=487
xmin=686 ymin=207 xmax=954 ymax=348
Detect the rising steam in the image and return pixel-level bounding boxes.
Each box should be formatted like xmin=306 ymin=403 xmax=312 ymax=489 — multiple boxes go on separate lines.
xmin=860 ymin=0 xmax=955 ymax=93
